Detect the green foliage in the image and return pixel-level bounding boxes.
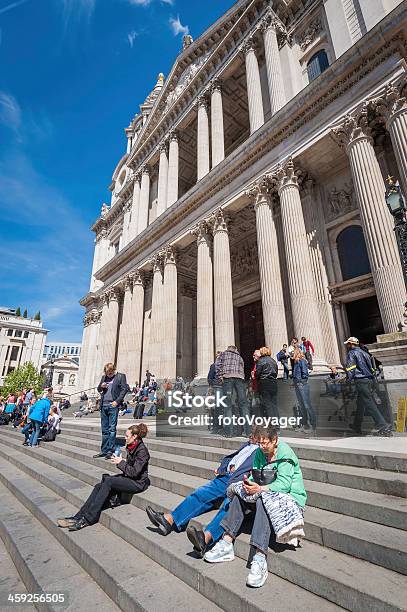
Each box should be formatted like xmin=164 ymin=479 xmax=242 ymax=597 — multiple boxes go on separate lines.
xmin=1 ymin=362 xmax=45 ymax=397
xmin=34 ymin=311 xmax=41 ymax=321
xmin=15 ymin=307 xmax=21 ymax=316
xmin=23 ymin=309 xmax=28 ymax=318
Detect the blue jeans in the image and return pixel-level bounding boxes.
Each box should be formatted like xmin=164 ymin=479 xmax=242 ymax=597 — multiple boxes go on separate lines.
xmin=354 ymin=379 xmax=387 ymax=430
xmin=21 ymin=422 xmax=32 ymax=442
xmin=172 ymin=474 xmax=230 ymax=542
xmin=295 ymin=382 xmax=317 ymax=429
xmin=29 ymin=420 xmax=42 ymax=446
xmin=100 ymin=403 xmax=119 ymax=455
xmin=282 ymin=362 xmax=289 ymax=380
xmin=222 ymin=378 xmax=250 ymax=436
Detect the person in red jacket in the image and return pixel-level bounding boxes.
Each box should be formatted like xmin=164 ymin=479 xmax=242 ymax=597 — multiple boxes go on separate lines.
xmin=301 ymin=337 xmax=315 ymax=371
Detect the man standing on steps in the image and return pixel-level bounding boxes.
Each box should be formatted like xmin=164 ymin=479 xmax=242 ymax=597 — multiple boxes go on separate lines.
xmin=94 ymin=363 xmax=129 ymax=460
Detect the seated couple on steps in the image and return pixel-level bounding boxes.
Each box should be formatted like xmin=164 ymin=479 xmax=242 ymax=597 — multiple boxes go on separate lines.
xmin=146 ymin=425 xmax=307 ymax=588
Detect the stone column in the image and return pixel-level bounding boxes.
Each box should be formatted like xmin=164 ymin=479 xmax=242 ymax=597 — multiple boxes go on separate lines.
xmin=162 ymin=246 xmax=178 ymax=379
xmin=332 ymin=109 xmax=405 ymax=332
xmin=167 ymin=131 xmax=179 ymax=207
xmin=210 ymin=80 xmax=225 ymax=168
xmin=90 ymin=228 xmax=108 ymax=292
xmin=137 ymin=166 xmax=150 ymax=234
xmin=85 ymin=310 xmax=102 ymax=389
xmin=117 ymin=272 xmax=145 ymax=385
xmin=89 ymin=237 xmax=100 ymax=292
xmin=121 ymin=200 xmax=132 ymax=247
xmin=260 ymin=11 xmax=286 ymax=115
xmin=276 ymin=158 xmax=324 ymax=352
xmin=157 ymin=141 xmax=169 ymax=217
xmin=99 ymin=286 xmax=121 ymax=367
xmin=197 ymin=94 xmax=210 ymax=181
xmin=372 ymin=79 xmax=407 ymax=198
xmin=78 ymin=313 xmax=91 ymax=391
xmin=210 ymin=209 xmax=235 ymax=351
xmin=149 ymin=254 xmax=164 ymax=378
xmin=192 ymin=221 xmax=214 ymax=378
xmin=241 ymin=35 xmax=264 ymax=134
xmin=128 ymin=174 xmax=141 ymax=241
xmin=246 ymin=177 xmax=287 ymax=349
xmin=116 ymin=275 xmax=132 ymax=376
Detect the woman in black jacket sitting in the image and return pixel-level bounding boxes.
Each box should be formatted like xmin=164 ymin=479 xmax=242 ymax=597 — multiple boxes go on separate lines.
xmin=255 ymin=347 xmax=279 ymax=420
xmin=57 ymin=423 xmax=150 ymax=531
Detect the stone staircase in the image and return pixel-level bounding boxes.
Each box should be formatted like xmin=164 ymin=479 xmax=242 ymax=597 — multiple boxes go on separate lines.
xmin=0 ymin=421 xmax=406 ymax=611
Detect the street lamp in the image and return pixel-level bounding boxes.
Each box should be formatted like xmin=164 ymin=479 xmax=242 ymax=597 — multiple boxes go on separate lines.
xmin=385 ymin=176 xmax=407 ymax=291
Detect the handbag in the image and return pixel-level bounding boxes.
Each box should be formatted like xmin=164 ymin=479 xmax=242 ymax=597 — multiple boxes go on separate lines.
xmin=251 ymin=458 xmax=295 ymax=486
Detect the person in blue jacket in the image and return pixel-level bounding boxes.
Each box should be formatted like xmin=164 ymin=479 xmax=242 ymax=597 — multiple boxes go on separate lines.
xmin=145 ymin=427 xmax=261 ymax=558
xmin=28 ymin=391 xmax=52 ymax=447
xmin=292 ymin=349 xmax=317 ymax=432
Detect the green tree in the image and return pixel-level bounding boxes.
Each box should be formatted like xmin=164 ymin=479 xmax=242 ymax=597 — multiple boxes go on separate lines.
xmin=1 ymin=362 xmax=45 ymax=397
xmin=23 ymin=309 xmax=28 ymax=318
xmin=34 ymin=311 xmax=41 ymax=320
xmin=15 ymin=307 xmax=21 ymax=316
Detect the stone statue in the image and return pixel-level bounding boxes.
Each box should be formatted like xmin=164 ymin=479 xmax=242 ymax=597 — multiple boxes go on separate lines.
xmin=183 ymin=34 xmax=193 ymax=50
xmin=327 ymin=182 xmax=355 ymax=219
xmin=101 ymin=203 xmax=109 ymax=217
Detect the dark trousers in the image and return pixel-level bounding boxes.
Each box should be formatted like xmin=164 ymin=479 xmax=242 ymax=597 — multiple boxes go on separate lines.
xmin=134 ymin=403 xmax=144 ymax=419
xmin=257 ymin=379 xmax=279 ymax=420
xmin=281 ymin=362 xmax=289 ymax=380
xmin=222 ymin=378 xmax=250 ymax=436
xmin=100 ymin=403 xmax=119 ymax=455
xmin=221 ymin=495 xmax=271 ymax=554
xmin=354 ymin=379 xmax=386 ymax=430
xmin=78 ymin=475 xmax=147 ymax=525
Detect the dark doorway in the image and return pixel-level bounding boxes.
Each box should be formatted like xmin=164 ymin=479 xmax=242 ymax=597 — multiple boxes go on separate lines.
xmin=345 ymin=296 xmax=384 ymax=344
xmin=238 ymin=300 xmax=265 ymax=379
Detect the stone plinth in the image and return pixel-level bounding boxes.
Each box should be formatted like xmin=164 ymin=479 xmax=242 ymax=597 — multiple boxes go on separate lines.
xmin=368 ymin=331 xmax=407 ymax=414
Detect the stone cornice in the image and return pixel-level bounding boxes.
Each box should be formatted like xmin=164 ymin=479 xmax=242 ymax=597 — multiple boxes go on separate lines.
xmin=81 ymin=5 xmax=407 ymax=303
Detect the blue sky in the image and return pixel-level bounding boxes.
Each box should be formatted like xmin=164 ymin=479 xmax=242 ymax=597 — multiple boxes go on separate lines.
xmin=0 ymin=0 xmax=235 ymax=342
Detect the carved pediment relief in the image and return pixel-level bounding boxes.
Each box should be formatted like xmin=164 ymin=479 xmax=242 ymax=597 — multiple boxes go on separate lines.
xmin=164 ymin=50 xmax=211 ymax=113
xmin=325 ymin=181 xmax=357 ymax=222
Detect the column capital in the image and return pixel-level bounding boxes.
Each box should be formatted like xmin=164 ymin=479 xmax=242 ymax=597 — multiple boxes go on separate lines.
xmin=369 ymin=76 xmax=407 ymax=126
xmin=140 ymin=164 xmax=150 ymax=176
xmin=132 ymin=270 xmax=145 ymax=287
xmin=331 ymin=106 xmax=373 ymax=151
xmin=210 ymin=78 xmax=222 ymax=94
xmin=151 ymin=253 xmax=163 ymax=274
xmin=95 ymin=227 xmax=108 ymax=243
xmin=169 ymin=129 xmax=179 ymax=142
xmin=158 ymin=140 xmax=168 ymax=154
xmin=191 ymin=220 xmax=212 ymax=244
xmin=162 ymin=244 xmax=177 ymax=266
xmin=259 ymin=9 xmax=285 ymax=35
xmin=209 ymin=208 xmax=230 ymax=234
xmin=275 ymin=156 xmax=300 ymax=193
xmin=123 ymin=198 xmax=132 ymax=214
xmin=196 ymin=92 xmax=209 ymax=111
xmin=123 ymin=274 xmax=133 ymax=291
xmin=103 ymin=285 xmax=122 ymax=304
xmin=240 ymin=33 xmax=257 ymax=56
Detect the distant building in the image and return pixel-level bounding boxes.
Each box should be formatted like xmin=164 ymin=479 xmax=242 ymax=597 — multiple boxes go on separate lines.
xmin=42 ymin=341 xmax=82 ymax=365
xmin=41 ymin=354 xmax=79 ymax=398
xmin=0 ymin=307 xmax=48 ymax=386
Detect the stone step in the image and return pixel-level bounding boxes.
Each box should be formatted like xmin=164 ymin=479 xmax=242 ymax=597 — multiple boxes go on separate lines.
xmin=0 ymin=536 xmax=36 ymax=612
xmin=1 ymin=433 xmax=407 ymax=577
xmin=0 ymin=459 xmax=224 ymax=612
xmin=59 ymin=427 xmax=407 ymax=497
xmin=0 ymin=453 xmax=337 ymax=612
xmin=0 ymin=483 xmax=119 ymax=612
xmin=16 ymin=430 xmax=405 ymax=530
xmin=59 ymin=422 xmax=407 ymax=472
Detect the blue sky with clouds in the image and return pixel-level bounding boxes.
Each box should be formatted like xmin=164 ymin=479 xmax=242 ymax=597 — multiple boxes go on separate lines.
xmin=0 ymin=0 xmax=235 ymax=342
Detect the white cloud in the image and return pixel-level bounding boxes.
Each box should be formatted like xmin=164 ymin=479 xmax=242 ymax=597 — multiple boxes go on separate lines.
xmin=0 ymin=91 xmax=21 ymax=134
xmin=61 ymin=0 xmax=97 ymax=29
xmin=0 ymin=0 xmax=28 ymax=16
xmin=127 ymin=29 xmax=138 ymax=47
xmin=127 ymin=0 xmax=152 ymax=6
xmin=169 ymin=15 xmax=189 ymax=36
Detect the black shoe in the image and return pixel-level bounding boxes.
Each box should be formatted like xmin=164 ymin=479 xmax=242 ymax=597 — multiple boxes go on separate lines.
xmin=104 ymin=453 xmax=113 ymax=460
xmin=146 ymin=506 xmax=172 ymax=535
xmin=349 ymin=424 xmax=363 ymax=435
xmin=68 ymin=516 xmax=90 ymax=531
xmin=93 ymin=452 xmax=106 ymax=458
xmin=186 ymin=525 xmax=207 ymax=558
xmin=22 ymin=441 xmax=28 ymax=446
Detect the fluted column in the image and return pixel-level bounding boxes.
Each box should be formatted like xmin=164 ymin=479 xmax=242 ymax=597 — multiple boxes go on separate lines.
xmin=116 ymin=272 xmax=145 ymax=385
xmin=246 ymin=178 xmax=287 ymax=349
xmin=210 ymin=209 xmax=235 ymax=351
xmin=260 ymin=11 xmax=286 ymax=115
xmin=167 ymin=131 xmax=179 ymax=207
xmin=128 ymin=174 xmax=141 ymax=241
xmin=157 ymin=141 xmax=169 ymax=217
xmin=192 ymin=222 xmax=214 ymax=378
xmin=90 ymin=228 xmax=108 ymax=292
xmin=90 ymin=237 xmax=101 ymax=292
xmin=78 ymin=313 xmax=91 ymax=391
xmin=116 ymin=275 xmax=132 ymax=376
xmin=210 ymin=80 xmax=225 ymax=167
xmin=332 ymin=110 xmax=405 ymax=332
xmin=372 ymin=79 xmax=407 ymax=197
xmin=276 ymin=158 xmax=324 ymax=352
xmin=137 ymin=166 xmax=150 ymax=234
xmin=121 ymin=200 xmax=132 ymax=247
xmin=149 ymin=254 xmax=164 ymax=378
xmin=197 ymin=94 xmax=210 ymax=181
xmin=99 ymin=286 xmax=121 ymax=367
xmin=83 ymin=310 xmax=102 ymax=390
xmin=162 ymin=246 xmax=178 ymax=379
xmin=241 ymin=35 xmax=264 ymax=134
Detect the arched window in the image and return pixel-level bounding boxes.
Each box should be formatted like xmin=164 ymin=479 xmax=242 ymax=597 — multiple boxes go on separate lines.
xmin=57 ymin=373 xmax=64 ymax=385
xmin=307 ymin=50 xmax=329 ymax=82
xmin=337 ymin=225 xmax=371 ymax=281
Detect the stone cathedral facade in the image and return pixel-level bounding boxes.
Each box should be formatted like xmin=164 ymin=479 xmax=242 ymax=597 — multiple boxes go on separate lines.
xmin=78 ymin=0 xmax=407 ymax=390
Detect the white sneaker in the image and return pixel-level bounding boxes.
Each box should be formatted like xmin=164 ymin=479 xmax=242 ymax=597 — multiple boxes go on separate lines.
xmin=246 ymin=553 xmax=268 ymax=588
xmin=204 ymin=539 xmax=235 ymax=563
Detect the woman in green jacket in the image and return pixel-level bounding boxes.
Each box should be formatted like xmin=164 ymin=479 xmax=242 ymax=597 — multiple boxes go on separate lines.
xmin=204 ymin=426 xmax=306 ymax=589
